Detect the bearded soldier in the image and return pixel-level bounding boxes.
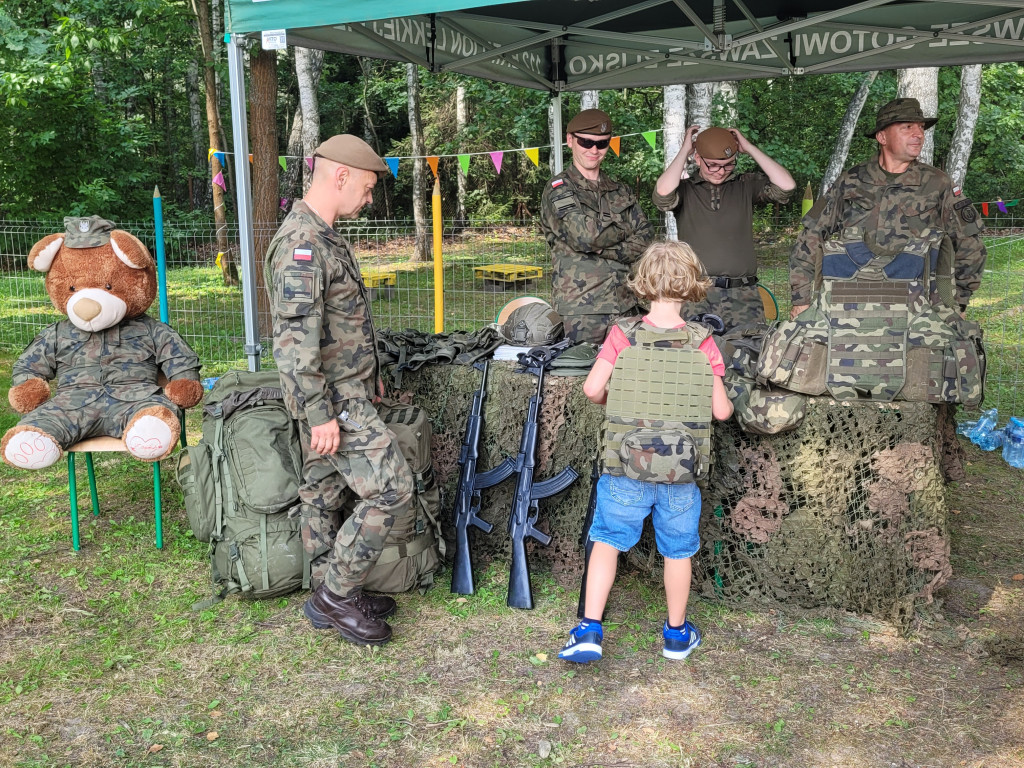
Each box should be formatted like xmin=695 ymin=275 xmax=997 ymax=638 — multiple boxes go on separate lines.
xmin=540 ymin=109 xmax=653 ymax=345
xmin=265 ymin=134 xmax=413 ymax=646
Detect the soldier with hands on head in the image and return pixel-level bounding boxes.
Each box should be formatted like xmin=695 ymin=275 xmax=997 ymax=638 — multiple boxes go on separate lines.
xmin=540 ymin=109 xmax=654 ymax=345
xmin=790 ymin=98 xmax=986 ymax=319
xmin=654 ymin=125 xmax=795 ymax=331
xmin=264 ymin=134 xmax=413 ymax=646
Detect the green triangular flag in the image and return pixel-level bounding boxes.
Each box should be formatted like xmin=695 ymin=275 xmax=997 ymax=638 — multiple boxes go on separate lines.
xmin=642 ymin=131 xmax=657 ymax=150
xmin=278 ymin=156 xmax=287 ymax=172
xmin=458 ymin=154 xmax=470 ymax=176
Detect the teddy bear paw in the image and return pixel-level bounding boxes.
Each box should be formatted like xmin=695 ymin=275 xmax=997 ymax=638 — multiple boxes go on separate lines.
xmin=124 ymin=415 xmax=175 ymax=461
xmin=4 ymin=430 xmax=62 ymax=470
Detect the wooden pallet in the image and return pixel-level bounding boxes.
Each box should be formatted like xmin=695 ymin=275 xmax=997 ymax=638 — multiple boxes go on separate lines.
xmin=361 ymin=269 xmax=397 ymax=299
xmin=473 ymin=263 xmax=544 ymax=289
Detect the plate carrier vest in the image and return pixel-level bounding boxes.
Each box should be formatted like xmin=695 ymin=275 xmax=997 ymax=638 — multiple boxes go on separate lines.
xmin=602 ymin=320 xmax=714 ymax=484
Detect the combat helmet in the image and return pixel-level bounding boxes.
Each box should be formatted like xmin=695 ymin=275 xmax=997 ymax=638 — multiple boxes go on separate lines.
xmin=495 ymin=297 xmax=564 ymax=346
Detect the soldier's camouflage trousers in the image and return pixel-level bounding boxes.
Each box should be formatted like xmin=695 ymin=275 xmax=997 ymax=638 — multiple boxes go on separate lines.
xmin=565 ymin=308 xmax=641 ymax=345
xmin=298 ymin=399 xmax=413 ymax=597
xmin=683 ymin=285 xmax=764 ymax=334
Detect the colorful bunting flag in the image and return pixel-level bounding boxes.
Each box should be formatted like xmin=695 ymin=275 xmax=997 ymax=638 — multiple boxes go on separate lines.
xmin=305 ymin=156 xmax=314 ymax=172
xmin=458 ymin=154 xmax=470 ymax=176
xmin=982 ymin=202 xmax=989 ymax=216
xmin=427 ymin=156 xmax=439 ymax=177
xmin=212 ymin=171 xmax=226 ymax=191
xmin=248 ymin=154 xmax=253 ymax=164
xmin=997 ymin=201 xmax=1008 ymax=213
xmin=608 ymin=137 xmax=620 ymax=157
xmin=385 ymin=157 xmax=399 ymax=178
xmin=213 ymin=151 xmax=226 ymax=167
xmin=1005 ymin=199 xmax=1019 ymax=208
xmin=490 ymin=151 xmax=503 ymax=174
xmin=280 ymin=197 xmax=288 ymax=210
xmin=207 ymin=147 xmax=216 ymax=161
xmin=642 ymin=131 xmax=657 ymax=150
xmin=278 ymin=156 xmax=287 ymax=172
xmin=801 ymin=182 xmax=814 ymax=217
xmin=525 ymin=148 xmax=540 ymax=166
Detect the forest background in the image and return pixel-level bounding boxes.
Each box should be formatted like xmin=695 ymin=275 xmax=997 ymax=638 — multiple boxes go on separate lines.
xmin=3 ymin=0 xmax=1023 ymax=230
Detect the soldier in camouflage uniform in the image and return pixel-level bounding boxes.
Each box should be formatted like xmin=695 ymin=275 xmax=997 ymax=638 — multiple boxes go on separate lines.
xmin=654 ymin=126 xmax=795 ymax=332
xmin=540 ymin=109 xmax=653 ymax=345
xmin=790 ymin=98 xmax=986 ymax=318
xmin=265 ymin=134 xmax=413 ymax=646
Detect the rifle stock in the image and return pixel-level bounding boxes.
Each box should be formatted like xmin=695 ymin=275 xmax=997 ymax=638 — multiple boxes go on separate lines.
xmin=450 ymin=360 xmax=514 ymax=595
xmin=506 ymin=345 xmax=580 ymax=610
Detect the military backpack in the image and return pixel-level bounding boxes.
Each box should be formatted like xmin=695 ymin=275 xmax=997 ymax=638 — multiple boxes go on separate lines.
xmin=177 ymin=370 xmax=304 ymax=603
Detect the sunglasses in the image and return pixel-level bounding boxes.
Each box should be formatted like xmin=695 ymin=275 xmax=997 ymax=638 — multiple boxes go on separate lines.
xmin=572 ymin=134 xmax=611 ymax=150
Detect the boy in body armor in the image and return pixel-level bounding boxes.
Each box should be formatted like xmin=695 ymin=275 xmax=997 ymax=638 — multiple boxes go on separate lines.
xmin=558 ymin=241 xmax=733 ymax=664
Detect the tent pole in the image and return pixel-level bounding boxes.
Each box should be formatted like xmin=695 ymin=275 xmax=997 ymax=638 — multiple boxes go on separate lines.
xmin=227 ymin=33 xmax=262 ymax=373
xmin=550 ymin=94 xmax=563 ymax=175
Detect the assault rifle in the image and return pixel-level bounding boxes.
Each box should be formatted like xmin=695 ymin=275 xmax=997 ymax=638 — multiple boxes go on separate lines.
xmin=450 ymin=359 xmax=516 ymax=595
xmin=507 ymin=340 xmax=580 ymax=610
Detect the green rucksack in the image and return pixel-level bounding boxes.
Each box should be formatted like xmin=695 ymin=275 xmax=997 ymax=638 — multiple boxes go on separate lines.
xmin=176 ymin=370 xmax=304 ymax=604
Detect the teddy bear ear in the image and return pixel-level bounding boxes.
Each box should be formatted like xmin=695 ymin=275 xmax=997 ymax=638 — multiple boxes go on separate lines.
xmin=28 ymin=234 xmax=64 ymax=273
xmin=110 ymin=231 xmax=154 ymax=270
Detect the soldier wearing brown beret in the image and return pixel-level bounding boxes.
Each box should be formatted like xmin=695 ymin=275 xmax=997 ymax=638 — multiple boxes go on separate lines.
xmin=540 ymin=109 xmax=653 ymax=344
xmin=265 ymin=134 xmax=414 ymax=646
xmin=654 ymin=125 xmax=795 ymax=332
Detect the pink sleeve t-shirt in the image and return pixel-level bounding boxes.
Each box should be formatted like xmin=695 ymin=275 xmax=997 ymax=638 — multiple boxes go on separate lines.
xmin=598 ymin=318 xmax=725 ymax=376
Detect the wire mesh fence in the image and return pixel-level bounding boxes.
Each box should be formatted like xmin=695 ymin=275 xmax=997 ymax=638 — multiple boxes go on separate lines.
xmin=2 ymin=207 xmax=1021 ymax=415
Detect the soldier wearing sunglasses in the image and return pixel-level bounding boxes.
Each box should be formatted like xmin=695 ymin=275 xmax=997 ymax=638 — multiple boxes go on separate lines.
xmin=540 ymin=109 xmax=653 ymax=345
xmin=654 ymin=125 xmax=795 ymax=331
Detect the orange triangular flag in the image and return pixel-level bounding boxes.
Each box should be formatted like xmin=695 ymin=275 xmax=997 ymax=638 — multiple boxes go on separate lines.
xmin=609 ymin=137 xmax=621 ymax=156
xmin=427 ymin=156 xmax=439 ymax=177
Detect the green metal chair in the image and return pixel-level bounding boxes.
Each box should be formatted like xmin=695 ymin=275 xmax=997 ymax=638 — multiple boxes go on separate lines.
xmin=758 ymin=284 xmax=780 ymax=323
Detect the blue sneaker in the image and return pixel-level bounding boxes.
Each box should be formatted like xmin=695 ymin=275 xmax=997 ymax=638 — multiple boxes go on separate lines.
xmin=662 ymin=620 xmax=701 ymax=660
xmin=558 ymin=621 xmax=603 ymax=663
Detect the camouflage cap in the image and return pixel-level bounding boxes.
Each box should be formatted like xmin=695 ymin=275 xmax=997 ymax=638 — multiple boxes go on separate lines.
xmin=567 ymin=109 xmax=612 ymax=136
xmin=496 ymin=296 xmax=564 ymax=346
xmin=63 ymin=216 xmax=114 ymax=249
xmin=694 ymin=127 xmax=739 ymax=160
xmin=314 ymin=134 xmax=390 ymax=173
xmin=865 ymin=98 xmax=938 ymax=138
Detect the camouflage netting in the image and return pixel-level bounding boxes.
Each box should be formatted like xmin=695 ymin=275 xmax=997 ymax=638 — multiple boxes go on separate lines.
xmin=392 ymin=365 xmax=952 ymax=627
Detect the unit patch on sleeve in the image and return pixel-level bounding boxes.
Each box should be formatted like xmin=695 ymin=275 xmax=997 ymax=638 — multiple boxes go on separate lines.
xmin=953 ymin=198 xmax=977 ymax=223
xmin=293 ymin=248 xmax=313 ymax=261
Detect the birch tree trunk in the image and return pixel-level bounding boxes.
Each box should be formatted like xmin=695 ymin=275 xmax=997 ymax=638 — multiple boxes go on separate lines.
xmin=663 ymin=84 xmax=687 ymax=240
xmin=295 ymin=46 xmax=324 ymax=194
xmin=820 ymin=71 xmax=877 ymax=197
xmin=897 ymin=67 xmax=938 ymax=165
xmin=407 ymin=63 xmax=430 ymax=262
xmin=687 ymin=82 xmax=715 ymax=129
xmin=946 ymin=65 xmax=983 ymax=190
xmin=718 ymin=81 xmax=738 ymax=124
xmin=186 ymin=58 xmax=208 ymax=210
xmin=548 ymin=100 xmax=560 ymax=174
xmin=282 ymin=105 xmax=303 ymax=209
xmin=190 ymin=0 xmax=235 ymax=285
xmin=249 ymin=47 xmax=279 ymax=336
xmin=581 ymin=90 xmax=599 ymax=111
xmin=455 ymin=83 xmax=469 ymax=230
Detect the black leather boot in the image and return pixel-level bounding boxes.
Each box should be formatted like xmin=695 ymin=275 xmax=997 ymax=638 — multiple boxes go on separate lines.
xmin=304 ymin=588 xmax=396 ymax=628
xmin=303 ymin=585 xmax=392 ymax=646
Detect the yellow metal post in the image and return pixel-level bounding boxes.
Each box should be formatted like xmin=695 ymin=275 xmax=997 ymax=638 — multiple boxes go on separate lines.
xmin=432 ymin=178 xmax=444 ymax=333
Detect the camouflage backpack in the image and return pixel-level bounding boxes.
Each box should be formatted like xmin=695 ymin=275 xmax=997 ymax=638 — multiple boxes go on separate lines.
xmin=177 ymin=370 xmax=304 ymax=604
xmin=603 ymin=320 xmax=714 ymax=484
xmin=721 ymin=324 xmax=807 ymax=435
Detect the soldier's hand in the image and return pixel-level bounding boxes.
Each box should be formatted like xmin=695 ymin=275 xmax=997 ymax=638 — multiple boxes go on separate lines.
xmin=681 ymin=125 xmax=700 ymax=152
xmin=310 ymin=419 xmax=341 ymax=456
xmin=790 ymin=304 xmax=809 ymax=319
xmin=727 ymin=127 xmax=751 ymax=154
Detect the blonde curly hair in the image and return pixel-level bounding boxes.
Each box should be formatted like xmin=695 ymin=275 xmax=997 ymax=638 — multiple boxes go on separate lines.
xmin=627 ymin=240 xmax=711 ymax=304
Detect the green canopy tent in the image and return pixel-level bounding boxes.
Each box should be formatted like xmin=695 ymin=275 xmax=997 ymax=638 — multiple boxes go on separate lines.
xmin=222 ymin=0 xmax=1024 ymax=370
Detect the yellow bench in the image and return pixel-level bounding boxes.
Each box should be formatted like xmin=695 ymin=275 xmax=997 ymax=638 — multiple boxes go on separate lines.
xmin=361 ymin=269 xmax=397 ymax=300
xmin=474 ymin=263 xmax=544 ymax=290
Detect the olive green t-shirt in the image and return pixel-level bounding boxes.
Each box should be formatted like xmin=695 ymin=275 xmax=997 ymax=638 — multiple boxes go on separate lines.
xmin=652 ymin=172 xmax=791 ymax=277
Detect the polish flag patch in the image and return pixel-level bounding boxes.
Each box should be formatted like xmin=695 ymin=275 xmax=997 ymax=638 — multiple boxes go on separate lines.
xmin=953 ymin=186 xmax=962 ymax=197
xmin=293 ymin=248 xmax=313 ymax=261
xmin=551 ymin=179 xmax=564 ymax=188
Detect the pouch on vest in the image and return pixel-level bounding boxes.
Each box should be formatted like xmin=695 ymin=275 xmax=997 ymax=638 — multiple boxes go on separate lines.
xmin=603 ymin=323 xmax=713 ymax=485
xmin=756 ymin=313 xmax=829 ymax=396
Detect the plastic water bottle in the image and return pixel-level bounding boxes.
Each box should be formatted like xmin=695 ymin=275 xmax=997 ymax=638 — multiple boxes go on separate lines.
xmin=1002 ymin=417 xmax=1024 ymax=469
xmin=956 ymin=419 xmax=978 ymax=436
xmin=202 ymin=376 xmax=220 ymax=391
xmin=968 ymin=408 xmax=1003 ymax=451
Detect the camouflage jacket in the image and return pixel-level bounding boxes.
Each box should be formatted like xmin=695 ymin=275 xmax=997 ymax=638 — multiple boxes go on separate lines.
xmin=539 ymin=164 xmax=653 ymax=317
xmin=12 ymin=315 xmax=200 ymax=405
xmin=790 ymin=154 xmax=986 ymax=306
xmin=265 ymin=201 xmax=379 ymax=426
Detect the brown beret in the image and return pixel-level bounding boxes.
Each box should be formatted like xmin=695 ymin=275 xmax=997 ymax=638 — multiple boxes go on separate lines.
xmin=567 ymin=109 xmax=612 ymax=136
xmin=314 ymin=134 xmax=389 ymax=173
xmin=694 ymin=127 xmax=739 ymax=161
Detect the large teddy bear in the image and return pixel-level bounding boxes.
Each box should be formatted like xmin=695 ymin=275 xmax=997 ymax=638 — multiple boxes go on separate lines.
xmin=2 ymin=216 xmax=203 ymax=470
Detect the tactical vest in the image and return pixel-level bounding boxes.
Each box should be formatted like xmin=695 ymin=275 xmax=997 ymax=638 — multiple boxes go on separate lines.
xmin=758 ymin=228 xmax=984 ymax=405
xmin=603 ymin=320 xmax=714 ymax=484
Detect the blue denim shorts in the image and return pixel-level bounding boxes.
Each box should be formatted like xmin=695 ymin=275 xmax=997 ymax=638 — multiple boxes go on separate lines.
xmin=588 ymin=474 xmax=702 ymax=560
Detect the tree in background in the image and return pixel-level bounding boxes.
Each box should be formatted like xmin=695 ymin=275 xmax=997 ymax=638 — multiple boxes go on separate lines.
xmin=897 ymin=67 xmax=939 ymax=164
xmin=819 ymin=71 xmax=878 ymax=197
xmin=946 ymin=65 xmax=983 ymax=190
xmin=249 ymin=46 xmax=278 ymax=333
xmin=662 ymin=84 xmax=686 ymax=239
xmin=407 ymin=64 xmax=429 ymax=262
